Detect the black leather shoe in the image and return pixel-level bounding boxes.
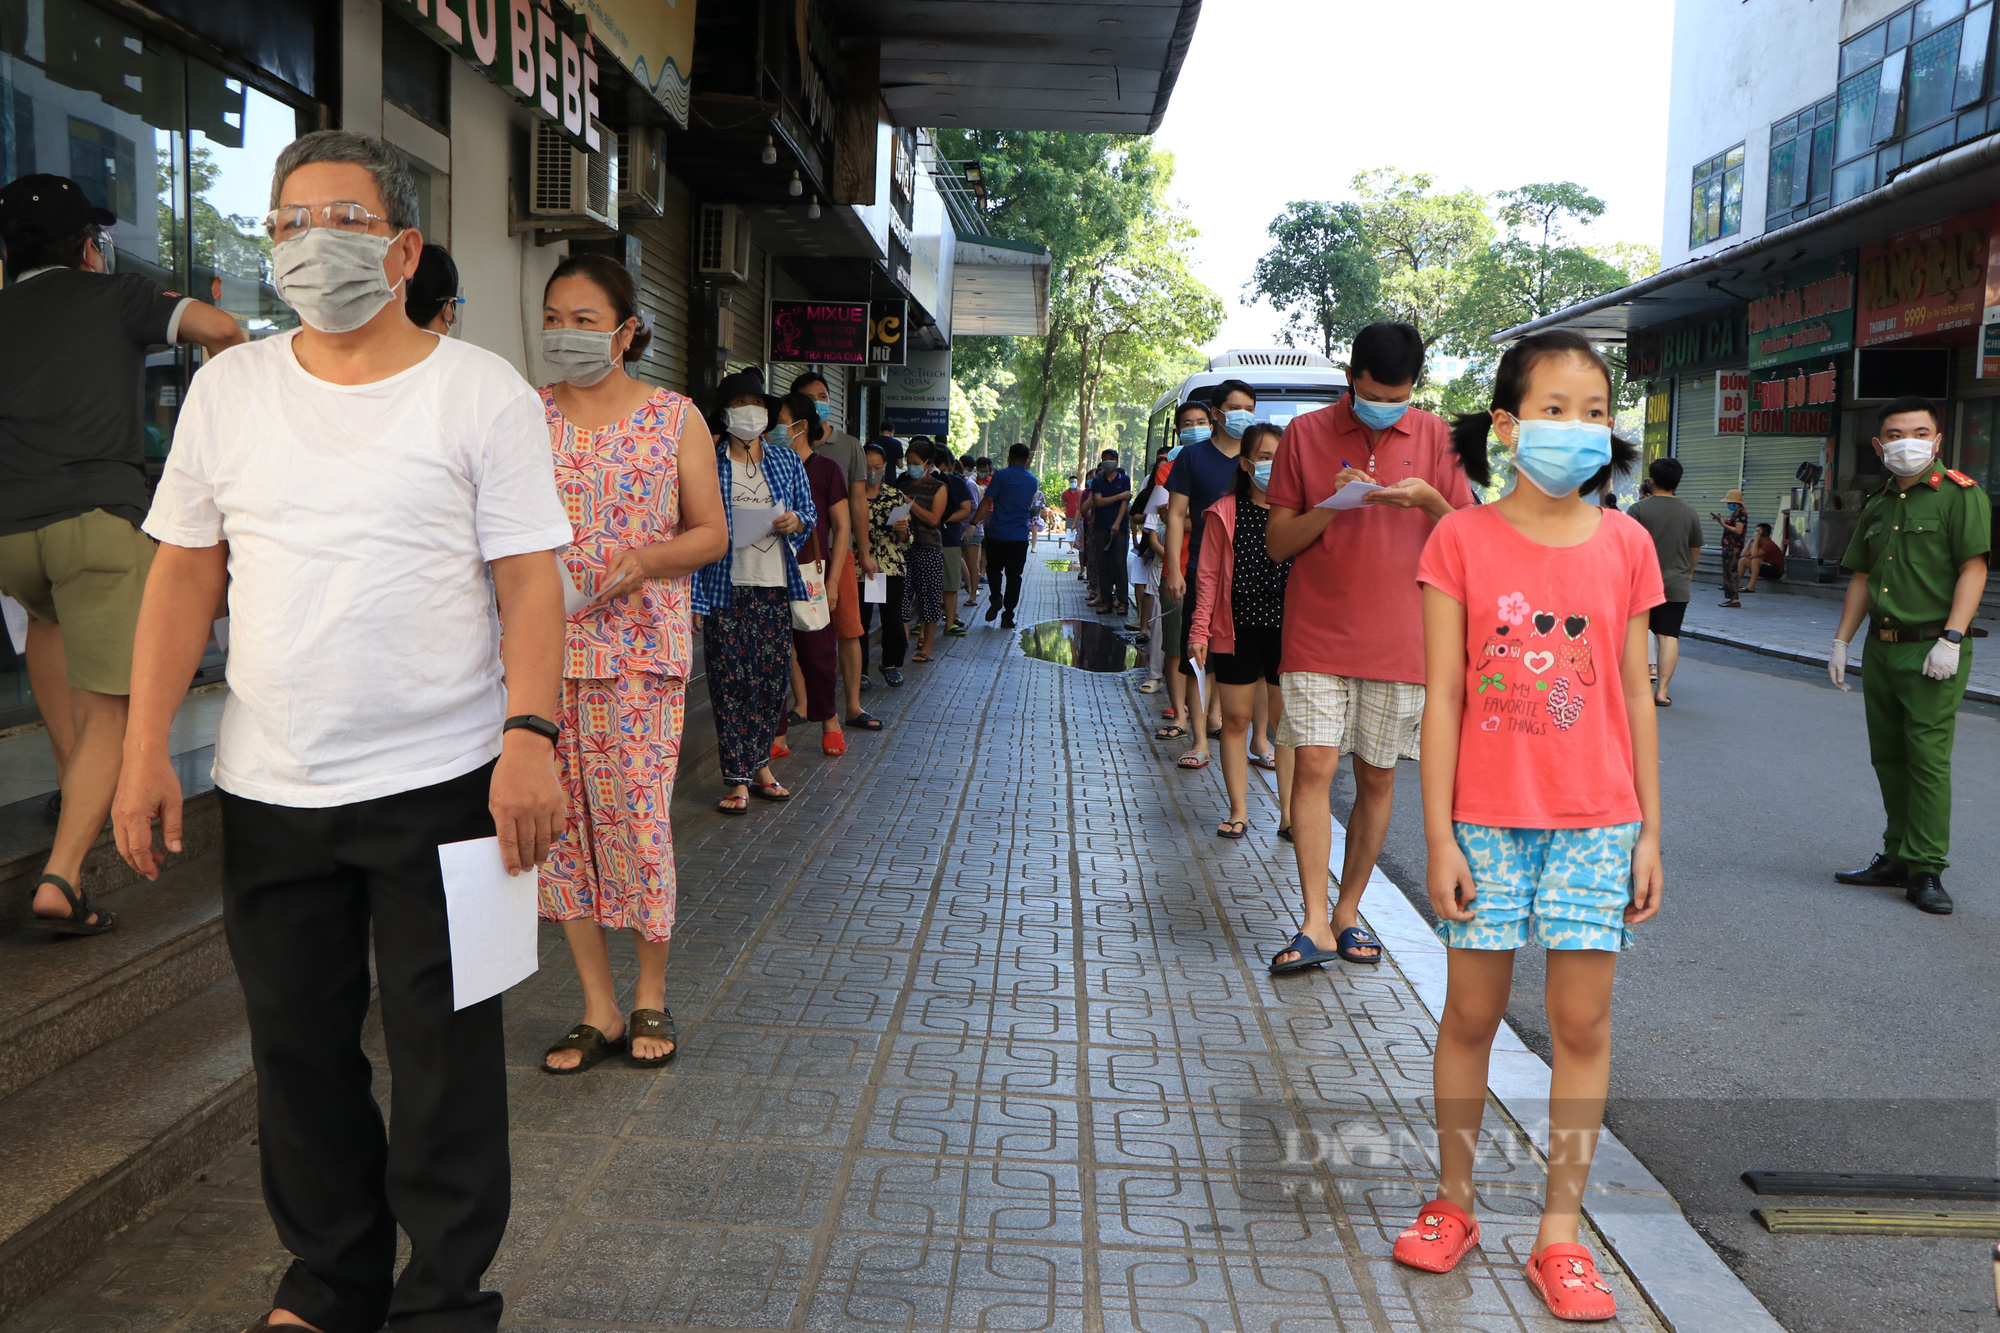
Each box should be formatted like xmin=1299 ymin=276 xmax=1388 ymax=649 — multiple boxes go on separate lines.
xmin=1834 ymin=854 xmax=1908 ymax=887
xmin=1001 ymin=612 xmax=1016 ymax=629
xmin=984 ymin=599 xmax=1000 ymax=622
xmin=1905 ymin=873 xmax=1954 ymax=915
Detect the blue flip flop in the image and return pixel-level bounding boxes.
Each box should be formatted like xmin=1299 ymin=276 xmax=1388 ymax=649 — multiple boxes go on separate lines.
xmin=1337 ymin=926 xmax=1383 ymax=965
xmin=1269 ymin=931 xmax=1339 ymax=975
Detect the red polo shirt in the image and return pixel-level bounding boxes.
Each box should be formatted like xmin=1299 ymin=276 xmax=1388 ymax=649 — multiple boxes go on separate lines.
xmin=1265 ymin=396 xmax=1475 ymax=683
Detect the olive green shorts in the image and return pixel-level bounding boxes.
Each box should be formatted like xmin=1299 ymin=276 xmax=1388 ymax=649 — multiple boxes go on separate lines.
xmin=0 ymin=509 xmax=156 ymax=695
xmin=942 ymin=545 xmax=964 ymax=592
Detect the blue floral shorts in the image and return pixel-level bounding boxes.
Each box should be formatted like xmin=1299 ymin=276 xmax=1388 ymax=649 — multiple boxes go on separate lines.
xmin=1437 ymin=822 xmax=1641 ymax=953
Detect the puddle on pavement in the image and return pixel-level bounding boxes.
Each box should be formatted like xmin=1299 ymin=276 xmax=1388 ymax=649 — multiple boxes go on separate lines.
xmin=1018 ymin=619 xmax=1136 ymax=673
xmin=1044 ymin=559 xmax=1075 ymax=571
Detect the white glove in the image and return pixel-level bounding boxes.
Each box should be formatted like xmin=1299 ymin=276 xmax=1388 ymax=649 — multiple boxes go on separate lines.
xmin=1829 ymin=639 xmax=1850 ymax=691
xmin=1923 ymin=636 xmax=1962 ymax=681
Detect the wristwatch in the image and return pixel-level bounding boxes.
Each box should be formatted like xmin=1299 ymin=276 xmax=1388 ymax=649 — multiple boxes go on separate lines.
xmin=503 ymin=714 xmax=560 ymax=742
xmin=1943 ymin=629 xmax=1965 ymax=645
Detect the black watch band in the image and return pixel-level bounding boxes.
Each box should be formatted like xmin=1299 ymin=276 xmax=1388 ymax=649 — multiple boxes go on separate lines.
xmin=1944 ymin=629 xmax=1965 ymax=645
xmin=503 ymin=714 xmax=560 ymax=742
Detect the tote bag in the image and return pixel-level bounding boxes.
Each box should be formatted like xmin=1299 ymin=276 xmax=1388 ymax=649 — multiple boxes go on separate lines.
xmin=791 ymin=528 xmax=830 ymax=631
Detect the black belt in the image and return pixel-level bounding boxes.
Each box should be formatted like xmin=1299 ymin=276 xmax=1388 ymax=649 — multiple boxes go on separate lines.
xmin=1872 ymin=623 xmax=1988 ymax=643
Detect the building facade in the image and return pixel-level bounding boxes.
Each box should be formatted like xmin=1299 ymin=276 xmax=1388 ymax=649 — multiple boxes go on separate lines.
xmin=1 ymin=0 xmax=1193 ymax=728
xmin=1515 ymin=0 xmax=2000 ymax=576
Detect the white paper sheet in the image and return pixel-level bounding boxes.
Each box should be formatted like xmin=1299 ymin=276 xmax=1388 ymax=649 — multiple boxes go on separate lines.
xmin=438 ymin=837 xmax=539 ymax=1010
xmin=731 ymin=506 xmax=784 ymax=549
xmin=863 ymin=572 xmax=888 ymax=603
xmin=562 ymin=568 xmax=593 ymax=616
xmin=888 ymin=504 xmax=911 ymax=526
xmin=1316 ymin=482 xmax=1382 ymax=511
xmin=1186 ymin=657 xmax=1208 ymax=717
xmin=2 ymin=594 xmax=29 ymax=655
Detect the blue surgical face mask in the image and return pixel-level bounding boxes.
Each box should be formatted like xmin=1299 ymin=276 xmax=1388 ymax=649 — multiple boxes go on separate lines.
xmin=1164 ymin=445 xmax=1183 ymax=462
xmin=1252 ymin=460 xmax=1274 ymax=490
xmin=1352 ymin=395 xmax=1412 ymax=431
xmin=907 ymin=462 xmax=926 ymax=478
xmin=813 ymin=399 xmax=832 ymax=423
xmin=1511 ymin=418 xmax=1613 ymax=498
xmin=1178 ymin=425 xmax=1211 ymax=447
xmin=1221 ymin=409 xmax=1255 ymax=439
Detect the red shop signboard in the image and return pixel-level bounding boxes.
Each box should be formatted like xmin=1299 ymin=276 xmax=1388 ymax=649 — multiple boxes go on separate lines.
xmin=1858 ymin=206 xmax=1996 ymax=346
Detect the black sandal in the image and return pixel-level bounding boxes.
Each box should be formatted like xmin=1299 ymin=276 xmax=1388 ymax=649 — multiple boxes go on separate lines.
xmin=750 ymin=781 xmax=792 ymax=802
xmin=542 ymin=1022 xmax=624 ymax=1075
xmin=628 ymin=1007 xmax=679 ymax=1066
xmin=845 ymin=712 xmax=885 ymax=731
xmin=29 ymin=873 xmax=117 ymax=936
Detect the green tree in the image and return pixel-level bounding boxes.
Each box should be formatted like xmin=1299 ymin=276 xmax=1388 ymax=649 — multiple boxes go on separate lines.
xmin=1247 ymin=201 xmax=1380 ymax=357
xmin=936 ymin=130 xmax=1176 ymax=462
xmin=1349 ymin=168 xmax=1492 ymax=352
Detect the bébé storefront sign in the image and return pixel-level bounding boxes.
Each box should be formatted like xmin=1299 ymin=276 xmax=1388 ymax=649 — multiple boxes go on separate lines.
xmin=1748 ymin=360 xmax=1838 ymax=437
xmin=392 ymin=0 xmax=602 ymax=151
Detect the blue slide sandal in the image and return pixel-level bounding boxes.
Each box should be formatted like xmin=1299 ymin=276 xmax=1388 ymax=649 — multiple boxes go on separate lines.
xmin=1269 ymin=931 xmax=1340 ymax=975
xmin=1336 ymin=926 xmax=1383 ymax=965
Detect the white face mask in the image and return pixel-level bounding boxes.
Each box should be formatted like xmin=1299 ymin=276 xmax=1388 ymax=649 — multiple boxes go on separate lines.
xmin=724 ymin=404 xmax=768 ymax=441
xmin=1881 ymin=437 xmax=1937 ymax=478
xmin=541 ymin=327 xmax=620 ymax=387
xmin=273 ymin=227 xmax=404 ymax=334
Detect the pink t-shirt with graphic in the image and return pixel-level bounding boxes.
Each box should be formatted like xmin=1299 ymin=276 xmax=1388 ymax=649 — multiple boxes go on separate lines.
xmin=1417 ymin=505 xmax=1665 ymax=829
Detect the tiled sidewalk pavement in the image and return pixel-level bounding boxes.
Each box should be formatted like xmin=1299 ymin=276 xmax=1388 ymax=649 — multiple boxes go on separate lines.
xmin=1678 ymin=581 xmax=2000 ymax=701
xmin=5 ymin=548 xmax=1668 ymax=1333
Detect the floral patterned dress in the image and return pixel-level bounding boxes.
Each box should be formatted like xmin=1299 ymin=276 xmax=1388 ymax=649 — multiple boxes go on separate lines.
xmin=538 ymin=385 xmax=693 ymax=942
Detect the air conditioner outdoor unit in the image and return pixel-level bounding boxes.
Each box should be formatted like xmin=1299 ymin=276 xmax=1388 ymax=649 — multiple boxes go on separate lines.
xmin=530 ymin=118 xmax=618 ymax=230
xmin=617 ymin=125 xmax=665 ymax=219
xmin=697 ymin=202 xmax=751 ymax=283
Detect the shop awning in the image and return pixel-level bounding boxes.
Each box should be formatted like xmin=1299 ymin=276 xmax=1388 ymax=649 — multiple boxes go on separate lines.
xmin=949 ymin=235 xmax=1051 ymax=336
xmin=825 ymin=0 xmax=1202 ymax=133
xmin=1497 ymin=131 xmax=2000 ymax=344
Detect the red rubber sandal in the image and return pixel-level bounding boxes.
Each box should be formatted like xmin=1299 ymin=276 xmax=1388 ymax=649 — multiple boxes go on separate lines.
xmin=1525 ymin=1243 xmax=1617 ymax=1322
xmin=1391 ymin=1199 xmax=1479 ymax=1273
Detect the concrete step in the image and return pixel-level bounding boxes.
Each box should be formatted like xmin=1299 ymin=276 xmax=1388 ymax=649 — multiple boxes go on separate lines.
xmin=0 ymin=757 xmax=222 ymax=939
xmin=0 ymin=850 xmax=231 ymax=1101
xmin=0 ymin=974 xmax=255 ymax=1325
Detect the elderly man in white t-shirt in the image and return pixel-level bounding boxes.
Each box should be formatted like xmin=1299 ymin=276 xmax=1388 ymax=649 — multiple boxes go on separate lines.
xmin=112 ymin=132 xmax=570 ymax=1333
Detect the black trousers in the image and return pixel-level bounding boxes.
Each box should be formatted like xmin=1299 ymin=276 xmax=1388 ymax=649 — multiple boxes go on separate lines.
xmin=1093 ymin=526 xmax=1129 ymax=608
xmin=858 ymin=573 xmax=908 ymax=668
xmin=219 ymin=761 xmax=510 ymax=1333
xmin=986 ymin=538 xmax=1029 ymax=612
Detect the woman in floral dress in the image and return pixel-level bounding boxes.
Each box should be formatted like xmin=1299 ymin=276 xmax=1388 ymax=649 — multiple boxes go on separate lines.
xmin=535 ymin=254 xmax=725 ymax=1072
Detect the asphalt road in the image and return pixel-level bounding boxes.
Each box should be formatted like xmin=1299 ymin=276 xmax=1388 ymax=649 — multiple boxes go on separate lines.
xmin=1334 ymin=638 xmax=2000 ymax=1333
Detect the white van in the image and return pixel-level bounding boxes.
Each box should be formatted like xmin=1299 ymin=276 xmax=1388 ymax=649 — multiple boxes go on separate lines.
xmin=1145 ymin=348 xmax=1349 ymax=463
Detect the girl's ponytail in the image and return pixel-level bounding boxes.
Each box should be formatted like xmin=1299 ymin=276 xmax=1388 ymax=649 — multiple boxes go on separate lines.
xmin=1449 ymin=412 xmax=1495 ymax=488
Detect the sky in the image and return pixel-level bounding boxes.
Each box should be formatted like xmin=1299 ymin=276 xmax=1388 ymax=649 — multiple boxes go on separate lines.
xmin=1152 ymin=0 xmax=1676 ymax=358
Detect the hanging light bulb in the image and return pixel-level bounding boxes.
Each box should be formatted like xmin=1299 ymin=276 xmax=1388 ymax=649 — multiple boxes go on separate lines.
xmin=807 ymin=195 xmax=821 ymax=220
xmin=761 ymin=135 xmax=777 ymax=166
xmin=788 ymin=170 xmax=803 ymax=197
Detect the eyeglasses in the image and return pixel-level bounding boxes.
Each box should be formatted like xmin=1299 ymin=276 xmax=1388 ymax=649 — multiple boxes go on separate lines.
xmin=262 ymin=202 xmax=395 ymax=242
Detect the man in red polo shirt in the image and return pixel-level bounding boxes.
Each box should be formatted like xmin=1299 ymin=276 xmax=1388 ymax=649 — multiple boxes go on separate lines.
xmin=1265 ymin=322 xmax=1475 ymax=971
xmin=1061 ymin=475 xmax=1086 ymax=581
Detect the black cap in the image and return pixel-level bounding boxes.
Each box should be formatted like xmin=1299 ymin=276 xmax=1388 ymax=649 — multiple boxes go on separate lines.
xmin=0 ymin=175 xmax=116 ymax=239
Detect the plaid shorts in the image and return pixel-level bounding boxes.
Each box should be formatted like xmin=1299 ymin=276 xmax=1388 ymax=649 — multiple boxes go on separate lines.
xmin=1275 ymin=671 xmax=1423 ymax=768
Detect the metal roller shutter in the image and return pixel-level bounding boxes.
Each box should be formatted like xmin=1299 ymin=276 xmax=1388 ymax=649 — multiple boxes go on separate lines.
xmin=727 ymin=244 xmax=768 ymax=378
xmin=1742 ymin=436 xmax=1820 ymax=531
xmin=630 ymin=171 xmax=693 ymax=395
xmin=1673 ymin=373 xmax=1744 ymax=544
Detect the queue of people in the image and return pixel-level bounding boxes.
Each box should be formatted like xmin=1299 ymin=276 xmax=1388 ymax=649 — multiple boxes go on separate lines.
xmin=12 ymin=123 xmax=1979 ymax=1333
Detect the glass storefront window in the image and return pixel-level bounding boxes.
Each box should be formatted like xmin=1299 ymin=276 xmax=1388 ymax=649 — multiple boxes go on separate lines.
xmin=188 ymin=64 xmax=298 ymax=340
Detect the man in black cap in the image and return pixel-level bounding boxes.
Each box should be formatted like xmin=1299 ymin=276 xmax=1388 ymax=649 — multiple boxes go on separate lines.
xmin=0 ymin=173 xmax=244 ymax=934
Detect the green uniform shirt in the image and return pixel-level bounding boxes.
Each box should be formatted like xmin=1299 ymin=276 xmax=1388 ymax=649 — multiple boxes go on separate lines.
xmin=1840 ymin=468 xmax=1992 ymax=628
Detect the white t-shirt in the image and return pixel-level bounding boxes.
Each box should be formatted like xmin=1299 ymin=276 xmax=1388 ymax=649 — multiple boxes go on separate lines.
xmin=145 ymin=332 xmax=572 ymax=807
xmin=729 ymin=464 xmax=789 ymax=587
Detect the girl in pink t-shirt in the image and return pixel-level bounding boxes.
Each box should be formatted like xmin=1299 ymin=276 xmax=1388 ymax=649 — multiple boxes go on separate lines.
xmin=1397 ymin=331 xmax=1664 ymax=1322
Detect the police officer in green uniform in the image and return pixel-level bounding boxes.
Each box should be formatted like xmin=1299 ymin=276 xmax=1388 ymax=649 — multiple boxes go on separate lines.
xmin=1830 ymin=395 xmax=1992 ymax=914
